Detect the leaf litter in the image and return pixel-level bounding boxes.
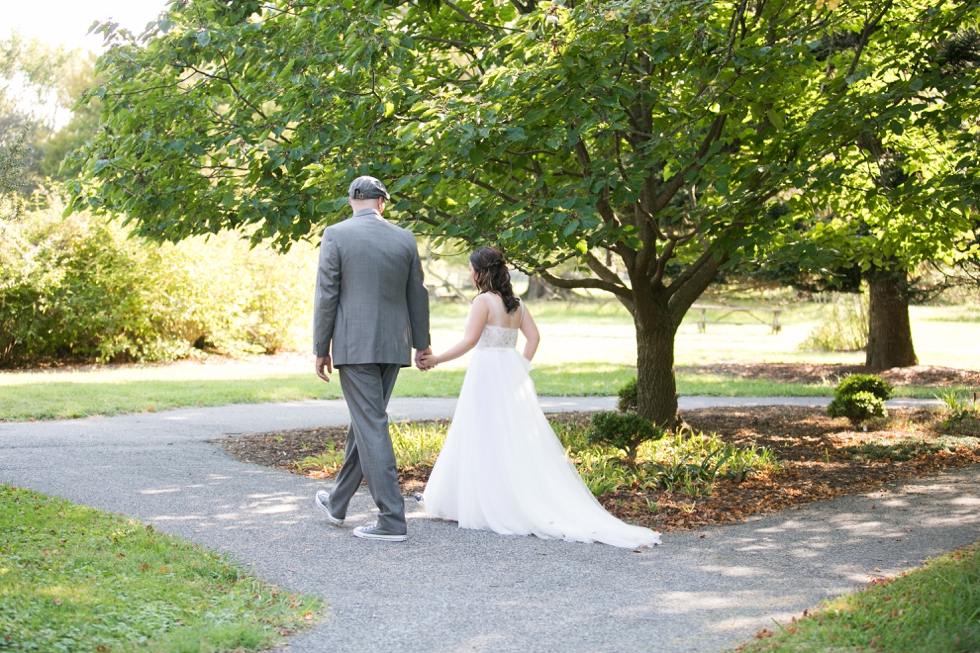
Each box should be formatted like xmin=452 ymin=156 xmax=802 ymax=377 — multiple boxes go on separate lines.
xmin=213 ymin=406 xmax=980 ymax=533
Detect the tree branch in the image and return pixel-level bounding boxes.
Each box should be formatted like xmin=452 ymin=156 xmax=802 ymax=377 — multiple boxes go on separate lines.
xmin=393 ymin=192 xmax=451 ymax=227
xmin=666 ymin=248 xmax=728 ymax=327
xmin=844 ymin=0 xmax=894 ymax=81
xmin=509 ymin=0 xmax=536 ymax=15
xmin=468 ymin=177 xmax=519 ymax=204
xmin=649 ymin=236 xmax=678 ymax=287
xmin=442 ymin=0 xmax=504 ymax=34
xmin=584 ymin=251 xmax=630 ymax=292
xmin=652 ymin=112 xmax=727 ymax=213
xmin=538 ymin=269 xmax=633 ymax=303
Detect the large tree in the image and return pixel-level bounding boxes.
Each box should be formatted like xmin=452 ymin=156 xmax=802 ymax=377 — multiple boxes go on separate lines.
xmin=780 ymin=25 xmax=980 ymax=369
xmin=70 ymin=0 xmax=979 ymax=423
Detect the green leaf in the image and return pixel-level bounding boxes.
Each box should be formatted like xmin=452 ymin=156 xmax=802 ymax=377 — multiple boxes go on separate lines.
xmin=766 ymin=109 xmax=785 ymax=130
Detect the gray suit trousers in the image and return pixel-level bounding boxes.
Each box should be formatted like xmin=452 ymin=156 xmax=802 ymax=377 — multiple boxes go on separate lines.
xmin=332 ymin=363 xmax=405 ymax=533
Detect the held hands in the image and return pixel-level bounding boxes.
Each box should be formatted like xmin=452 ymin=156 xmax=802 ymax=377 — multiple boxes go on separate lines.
xmin=419 ymin=351 xmax=439 ymax=369
xmin=415 ymin=347 xmax=438 ymax=371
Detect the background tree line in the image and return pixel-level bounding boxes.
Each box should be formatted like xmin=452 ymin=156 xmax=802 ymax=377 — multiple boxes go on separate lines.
xmin=0 ymin=33 xmax=317 ymax=366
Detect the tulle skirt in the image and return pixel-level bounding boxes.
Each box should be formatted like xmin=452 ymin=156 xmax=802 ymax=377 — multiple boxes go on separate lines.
xmin=423 ymin=347 xmax=661 ymax=548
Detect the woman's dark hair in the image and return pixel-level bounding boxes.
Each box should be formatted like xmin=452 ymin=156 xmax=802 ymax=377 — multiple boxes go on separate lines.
xmin=470 ymin=246 xmax=520 ymax=314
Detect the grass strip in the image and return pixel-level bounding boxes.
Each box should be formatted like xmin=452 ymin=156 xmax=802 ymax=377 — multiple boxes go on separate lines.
xmin=0 ymin=364 xmax=960 ymax=422
xmin=0 ymin=485 xmax=322 ymax=652
xmin=740 ymin=541 xmax=980 ymax=653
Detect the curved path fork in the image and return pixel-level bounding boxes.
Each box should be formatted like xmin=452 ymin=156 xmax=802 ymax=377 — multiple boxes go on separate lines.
xmin=1 ymin=396 xmax=976 ymax=653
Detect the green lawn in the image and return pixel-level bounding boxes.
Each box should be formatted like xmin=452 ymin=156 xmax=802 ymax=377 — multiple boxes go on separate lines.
xmin=1 ymin=363 xmax=964 ymax=422
xmin=740 ymin=541 xmax=980 ymax=652
xmin=0 ymin=485 xmax=322 ymax=653
xmin=2 ymin=300 xmax=976 ymax=421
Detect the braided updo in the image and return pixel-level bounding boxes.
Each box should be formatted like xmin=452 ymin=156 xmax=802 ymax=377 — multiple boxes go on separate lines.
xmin=470 ymin=246 xmax=520 ymax=314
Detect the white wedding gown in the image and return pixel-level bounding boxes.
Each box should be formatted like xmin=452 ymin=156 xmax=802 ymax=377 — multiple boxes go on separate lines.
xmin=423 ymin=297 xmax=661 ymax=548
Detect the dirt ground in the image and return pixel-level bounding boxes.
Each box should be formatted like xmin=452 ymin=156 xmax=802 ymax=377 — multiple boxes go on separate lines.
xmin=214 ymin=402 xmax=980 ymax=533
xmin=677 ymin=362 xmax=980 ymax=387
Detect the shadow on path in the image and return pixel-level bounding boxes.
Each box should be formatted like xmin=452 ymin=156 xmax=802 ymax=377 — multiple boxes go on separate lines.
xmin=0 ymin=397 xmax=974 ymax=653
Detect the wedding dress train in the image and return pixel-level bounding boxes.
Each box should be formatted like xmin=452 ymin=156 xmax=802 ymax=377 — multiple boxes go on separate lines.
xmin=422 ymin=299 xmax=661 ymax=548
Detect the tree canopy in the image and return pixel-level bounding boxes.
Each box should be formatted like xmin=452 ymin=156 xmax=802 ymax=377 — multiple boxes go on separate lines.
xmin=70 ymin=0 xmax=980 ymax=421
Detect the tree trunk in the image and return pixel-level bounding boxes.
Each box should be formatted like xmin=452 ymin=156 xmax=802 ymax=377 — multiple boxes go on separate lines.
xmin=865 ymin=267 xmax=918 ymax=369
xmin=634 ymin=315 xmax=680 ymax=426
xmin=522 ymin=274 xmax=553 ymax=301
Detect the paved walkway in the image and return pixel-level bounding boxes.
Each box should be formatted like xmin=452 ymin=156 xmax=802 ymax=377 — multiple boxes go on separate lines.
xmin=2 ymin=396 xmax=976 ymax=653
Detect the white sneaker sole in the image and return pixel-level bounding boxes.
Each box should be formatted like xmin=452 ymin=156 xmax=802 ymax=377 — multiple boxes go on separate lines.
xmin=353 ymin=528 xmax=407 ymax=542
xmin=314 ymin=493 xmax=344 ymax=526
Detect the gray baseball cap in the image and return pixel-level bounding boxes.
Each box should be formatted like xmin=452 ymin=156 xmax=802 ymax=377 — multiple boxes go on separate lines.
xmin=348 ymin=175 xmax=391 ymax=200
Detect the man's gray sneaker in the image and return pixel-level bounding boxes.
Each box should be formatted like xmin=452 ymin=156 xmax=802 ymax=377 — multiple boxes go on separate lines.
xmin=315 ymin=490 xmax=344 ymax=526
xmin=353 ymin=523 xmax=407 ymax=542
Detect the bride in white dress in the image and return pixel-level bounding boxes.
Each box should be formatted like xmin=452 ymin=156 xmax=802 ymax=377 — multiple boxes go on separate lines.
xmin=419 ymin=247 xmax=661 ymax=548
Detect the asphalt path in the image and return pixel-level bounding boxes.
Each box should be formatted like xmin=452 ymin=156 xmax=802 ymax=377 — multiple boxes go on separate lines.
xmin=2 ymin=395 xmax=977 ymax=653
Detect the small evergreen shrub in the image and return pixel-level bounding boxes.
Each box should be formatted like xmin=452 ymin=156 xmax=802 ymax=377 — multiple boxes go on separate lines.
xmin=827 ymin=374 xmax=892 ymax=426
xmin=834 ymin=374 xmax=893 ymax=401
xmin=587 ymin=411 xmax=665 ymax=464
xmin=827 ymin=391 xmax=887 ymax=426
xmin=617 ymin=377 xmax=638 ymax=413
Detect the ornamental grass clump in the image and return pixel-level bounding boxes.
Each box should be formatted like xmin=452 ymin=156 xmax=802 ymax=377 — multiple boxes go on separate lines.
xmin=827 ymin=374 xmax=893 ymax=426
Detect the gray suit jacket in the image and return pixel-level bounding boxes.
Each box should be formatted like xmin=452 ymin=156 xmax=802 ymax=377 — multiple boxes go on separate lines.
xmin=313 ymin=208 xmax=430 ymax=366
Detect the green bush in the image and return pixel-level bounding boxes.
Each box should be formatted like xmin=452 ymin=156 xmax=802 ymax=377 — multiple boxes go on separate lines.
xmin=828 ymin=391 xmax=888 ymax=426
xmin=617 ymin=377 xmax=638 ymax=412
xmin=834 ymin=374 xmax=893 ymax=401
xmin=587 ymin=411 xmax=665 ymax=464
xmin=826 ymin=374 xmax=892 ymax=426
xmin=0 ymin=195 xmax=317 ymax=366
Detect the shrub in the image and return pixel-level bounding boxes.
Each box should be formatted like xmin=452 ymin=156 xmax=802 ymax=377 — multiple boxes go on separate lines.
xmin=0 ymin=195 xmax=317 ymax=367
xmin=828 ymin=391 xmax=888 ymax=426
xmin=834 ymin=374 xmax=893 ymax=401
xmin=617 ymin=377 xmax=638 ymax=412
xmin=826 ymin=374 xmax=892 ymax=426
xmin=586 ymin=411 xmax=665 ymax=464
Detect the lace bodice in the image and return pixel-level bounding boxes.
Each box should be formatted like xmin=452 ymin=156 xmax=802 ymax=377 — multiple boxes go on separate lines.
xmin=470 ymin=294 xmax=522 ymax=349
xmin=477 ymin=324 xmax=519 ymax=349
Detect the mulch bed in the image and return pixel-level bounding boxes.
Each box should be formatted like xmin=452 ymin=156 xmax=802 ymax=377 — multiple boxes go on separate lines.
xmin=676 ymin=362 xmax=980 ymax=387
xmin=604 ymin=406 xmax=980 ymax=532
xmin=213 ymin=405 xmax=980 ymax=533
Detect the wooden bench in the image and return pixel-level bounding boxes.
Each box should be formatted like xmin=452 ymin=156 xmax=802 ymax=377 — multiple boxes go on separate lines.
xmin=690 ymin=304 xmax=784 ymax=334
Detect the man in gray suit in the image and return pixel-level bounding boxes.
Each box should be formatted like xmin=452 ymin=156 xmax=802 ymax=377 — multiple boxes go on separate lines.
xmin=313 ymin=176 xmax=431 ymax=541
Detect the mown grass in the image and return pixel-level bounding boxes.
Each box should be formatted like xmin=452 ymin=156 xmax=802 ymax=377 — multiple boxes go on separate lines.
xmin=0 ymin=364 xmax=630 ymax=421
xmin=2 ymin=300 xmax=975 ymax=421
xmin=739 ymin=541 xmax=980 ymax=653
xmin=0 ymin=485 xmax=322 ymax=653
xmin=1 ymin=364 xmax=962 ymax=422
